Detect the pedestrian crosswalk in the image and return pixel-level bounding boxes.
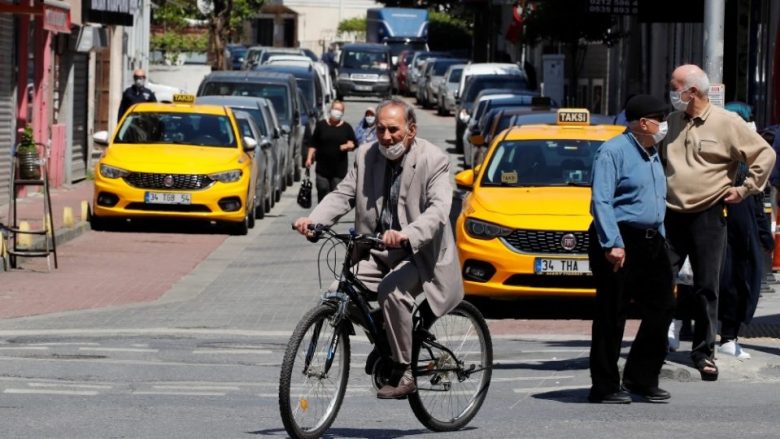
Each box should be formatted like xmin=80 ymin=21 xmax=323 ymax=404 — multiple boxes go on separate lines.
xmin=0 ymin=335 xmax=594 ymax=399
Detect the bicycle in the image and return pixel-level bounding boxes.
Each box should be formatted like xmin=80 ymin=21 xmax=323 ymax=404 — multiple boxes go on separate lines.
xmin=279 ymin=225 xmax=493 ymax=439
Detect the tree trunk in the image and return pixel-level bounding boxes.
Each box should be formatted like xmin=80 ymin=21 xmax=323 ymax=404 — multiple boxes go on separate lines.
xmin=209 ymin=0 xmax=232 ymax=70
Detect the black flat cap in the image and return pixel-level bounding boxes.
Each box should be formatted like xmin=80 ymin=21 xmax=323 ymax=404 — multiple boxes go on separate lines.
xmin=624 ymin=94 xmax=668 ymax=121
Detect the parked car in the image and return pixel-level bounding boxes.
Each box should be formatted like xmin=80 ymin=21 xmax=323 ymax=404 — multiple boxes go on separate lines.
xmin=335 ymin=43 xmax=393 ymax=100
xmin=232 ymin=110 xmax=273 ymax=219
xmin=456 ymin=63 xmax=525 ymax=105
xmin=456 ymin=72 xmax=529 ymax=152
xmin=242 ymin=45 xmax=270 ymax=70
xmin=407 ymin=51 xmax=448 ymax=95
xmin=463 ymin=91 xmax=541 ymax=169
xmin=195 ymin=95 xmax=286 ymax=212
xmin=197 ymin=71 xmax=304 ymax=185
xmin=91 ymin=98 xmax=259 ymax=235
xmin=437 ymin=64 xmax=465 ymax=116
xmin=225 ymin=44 xmax=248 ymax=70
xmin=259 ymin=48 xmax=309 ymax=66
xmin=264 ymin=54 xmax=335 ymax=111
xmin=419 ymin=58 xmax=467 ymax=109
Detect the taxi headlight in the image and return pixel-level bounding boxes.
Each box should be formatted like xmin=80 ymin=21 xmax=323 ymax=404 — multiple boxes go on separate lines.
xmin=99 ymin=164 xmax=129 ymax=179
xmin=465 ymin=218 xmax=512 ymax=240
xmin=209 ymin=169 xmax=243 ymax=183
xmin=459 ymin=108 xmax=471 ymax=123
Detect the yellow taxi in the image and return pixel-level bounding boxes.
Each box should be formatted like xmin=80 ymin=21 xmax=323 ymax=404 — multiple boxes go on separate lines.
xmin=91 ymin=94 xmax=259 ymax=235
xmin=454 ymin=109 xmax=626 ymax=298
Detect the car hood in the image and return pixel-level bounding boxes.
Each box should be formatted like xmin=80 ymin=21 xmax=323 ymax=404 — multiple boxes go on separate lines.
xmin=340 ymin=67 xmax=390 ymax=75
xmin=103 ymin=144 xmax=244 ymax=173
xmin=471 ymin=186 xmax=591 ymax=217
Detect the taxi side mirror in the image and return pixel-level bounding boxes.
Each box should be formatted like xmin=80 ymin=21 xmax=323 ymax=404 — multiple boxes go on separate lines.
xmin=469 ymin=133 xmax=485 ymax=146
xmin=243 ymin=136 xmax=258 ymax=152
xmin=455 ymin=169 xmax=475 ymax=191
xmin=93 ymin=130 xmax=110 ymax=147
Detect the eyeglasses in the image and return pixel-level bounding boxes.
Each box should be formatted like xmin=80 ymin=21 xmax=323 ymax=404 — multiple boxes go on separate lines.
xmin=133 ymin=76 xmax=146 ymax=80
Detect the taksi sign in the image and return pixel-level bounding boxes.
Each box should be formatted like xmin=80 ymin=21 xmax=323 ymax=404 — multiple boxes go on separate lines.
xmin=83 ymin=0 xmax=134 ymax=26
xmin=557 ymin=109 xmax=590 ymax=125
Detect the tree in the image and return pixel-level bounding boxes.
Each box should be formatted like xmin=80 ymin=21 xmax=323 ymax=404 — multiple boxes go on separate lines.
xmin=152 ymin=0 xmax=264 ymax=70
xmin=522 ymin=0 xmax=614 ymax=103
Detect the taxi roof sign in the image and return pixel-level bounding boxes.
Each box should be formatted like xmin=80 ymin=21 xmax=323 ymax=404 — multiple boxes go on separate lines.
xmin=172 ymin=94 xmax=195 ymax=104
xmin=557 ymin=109 xmax=590 ymax=126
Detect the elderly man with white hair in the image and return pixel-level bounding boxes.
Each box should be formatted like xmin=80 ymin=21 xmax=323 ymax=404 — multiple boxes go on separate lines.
xmin=660 ymin=64 xmax=775 ymax=381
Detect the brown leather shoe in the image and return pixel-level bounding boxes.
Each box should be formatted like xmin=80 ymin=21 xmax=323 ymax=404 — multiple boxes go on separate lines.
xmin=376 ymin=375 xmax=417 ymax=399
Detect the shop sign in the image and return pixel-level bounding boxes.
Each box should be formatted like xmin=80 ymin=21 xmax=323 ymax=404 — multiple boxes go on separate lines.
xmin=43 ymin=4 xmax=71 ymax=34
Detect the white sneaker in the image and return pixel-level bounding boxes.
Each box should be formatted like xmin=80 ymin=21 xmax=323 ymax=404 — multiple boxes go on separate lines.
xmin=718 ymin=340 xmax=751 ymax=360
xmin=667 ymin=319 xmax=682 ymax=351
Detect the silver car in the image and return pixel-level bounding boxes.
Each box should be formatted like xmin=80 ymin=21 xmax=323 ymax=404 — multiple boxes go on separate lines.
xmin=436 ymin=64 xmax=464 ymax=116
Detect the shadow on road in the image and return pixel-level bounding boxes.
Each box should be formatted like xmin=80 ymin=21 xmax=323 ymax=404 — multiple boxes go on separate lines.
xmin=493 ymin=356 xmax=589 ymax=372
xmin=249 ymin=427 xmax=439 ymax=437
xmin=531 ymin=387 xmax=591 ymax=404
xmin=92 ymin=217 xmax=236 ymax=235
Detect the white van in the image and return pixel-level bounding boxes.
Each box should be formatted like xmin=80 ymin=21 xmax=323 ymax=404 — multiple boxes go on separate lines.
xmin=456 ymin=63 xmax=523 ymax=101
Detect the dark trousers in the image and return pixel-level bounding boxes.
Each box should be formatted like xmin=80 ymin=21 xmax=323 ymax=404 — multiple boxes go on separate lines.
xmin=315 ymin=174 xmax=343 ymax=202
xmin=589 ymin=224 xmax=675 ymax=394
xmin=665 ymin=203 xmax=727 ymax=362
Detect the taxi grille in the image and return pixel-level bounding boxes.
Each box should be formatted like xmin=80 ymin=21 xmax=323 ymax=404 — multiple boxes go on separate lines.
xmin=123 ymin=173 xmax=214 ymax=190
xmin=502 ymin=230 xmax=589 ymax=254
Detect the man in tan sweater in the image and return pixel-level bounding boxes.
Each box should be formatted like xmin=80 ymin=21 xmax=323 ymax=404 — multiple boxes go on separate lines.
xmin=661 ymin=64 xmax=775 ymax=381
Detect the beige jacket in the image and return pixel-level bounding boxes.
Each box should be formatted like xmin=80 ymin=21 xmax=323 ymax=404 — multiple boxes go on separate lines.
xmin=309 ymin=137 xmax=464 ymax=317
xmin=660 ymin=103 xmax=776 ymax=212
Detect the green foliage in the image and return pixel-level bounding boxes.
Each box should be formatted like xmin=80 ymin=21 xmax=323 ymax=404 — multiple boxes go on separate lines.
xmin=338 ymin=17 xmax=367 ymax=34
xmin=150 ymin=33 xmax=209 ymax=54
xmin=152 ymin=0 xmax=195 ymax=29
xmin=427 ymin=10 xmax=472 ymax=52
xmin=17 ymin=125 xmax=36 ymax=153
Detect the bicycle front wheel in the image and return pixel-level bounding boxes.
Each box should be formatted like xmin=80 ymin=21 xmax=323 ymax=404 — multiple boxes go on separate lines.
xmin=409 ymin=300 xmax=493 ymax=432
xmin=279 ymin=304 xmax=351 ymax=439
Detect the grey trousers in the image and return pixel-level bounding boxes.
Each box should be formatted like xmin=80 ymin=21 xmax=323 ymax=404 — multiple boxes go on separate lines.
xmin=331 ymin=248 xmax=422 ymax=365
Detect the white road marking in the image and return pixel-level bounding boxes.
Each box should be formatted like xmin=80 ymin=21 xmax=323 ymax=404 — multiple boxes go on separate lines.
xmin=152 ymin=385 xmax=240 ymax=391
xmin=0 ymin=346 xmax=49 ymax=351
xmin=191 ymin=349 xmax=272 ymax=355
xmin=4 ymin=388 xmax=99 ymax=396
xmin=79 ymin=347 xmax=158 ymax=353
xmin=27 ymin=383 xmax=113 ymax=389
xmin=513 ymin=385 xmax=590 ymax=394
xmin=132 ymin=391 xmax=226 ymax=396
xmin=492 ymin=375 xmax=575 ymax=382
xmin=0 ymin=355 xmax=261 ymax=368
xmin=493 ymin=358 xmax=575 ymax=364
xmin=28 ymin=342 xmax=100 ymax=346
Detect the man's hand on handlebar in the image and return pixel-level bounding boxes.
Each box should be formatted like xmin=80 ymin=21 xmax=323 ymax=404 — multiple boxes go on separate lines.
xmin=382 ymin=230 xmax=409 ymax=249
xmin=293 ymin=217 xmax=314 ymax=236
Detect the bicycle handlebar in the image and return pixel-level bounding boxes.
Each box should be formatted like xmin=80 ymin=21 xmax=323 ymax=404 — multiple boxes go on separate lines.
xmin=292 ymin=223 xmax=409 ymax=252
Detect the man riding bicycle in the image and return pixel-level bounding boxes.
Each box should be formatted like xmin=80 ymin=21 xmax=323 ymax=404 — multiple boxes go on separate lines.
xmin=294 ymin=98 xmax=464 ymax=399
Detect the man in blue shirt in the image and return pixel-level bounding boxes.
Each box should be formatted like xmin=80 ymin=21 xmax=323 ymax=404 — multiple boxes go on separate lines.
xmin=588 ymin=95 xmax=674 ymax=404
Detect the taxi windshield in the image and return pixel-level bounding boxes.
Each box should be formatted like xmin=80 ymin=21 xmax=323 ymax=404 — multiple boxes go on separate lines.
xmin=114 ymin=112 xmax=236 ymax=148
xmin=481 ymin=139 xmax=602 ymax=187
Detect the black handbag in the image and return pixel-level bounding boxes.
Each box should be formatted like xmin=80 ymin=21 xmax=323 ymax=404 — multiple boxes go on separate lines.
xmin=297 ymin=168 xmax=312 ymax=209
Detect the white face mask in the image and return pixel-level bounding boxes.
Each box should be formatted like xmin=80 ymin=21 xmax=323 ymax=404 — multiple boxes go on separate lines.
xmin=379 ymin=138 xmax=407 ymax=161
xmin=134 ymin=78 xmax=145 ymax=88
xmin=330 ymin=109 xmax=343 ymax=121
xmin=669 ymin=89 xmax=691 ymax=111
xmin=651 ymin=120 xmax=668 ymax=144
xmin=365 ymin=116 xmax=376 ymax=126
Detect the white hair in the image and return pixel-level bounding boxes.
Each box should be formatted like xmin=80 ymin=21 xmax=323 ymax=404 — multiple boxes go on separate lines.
xmin=682 ymin=69 xmax=710 ymax=96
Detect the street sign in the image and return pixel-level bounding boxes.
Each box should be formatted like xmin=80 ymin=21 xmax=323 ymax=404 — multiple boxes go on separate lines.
xmin=709 ymin=84 xmax=725 ymax=108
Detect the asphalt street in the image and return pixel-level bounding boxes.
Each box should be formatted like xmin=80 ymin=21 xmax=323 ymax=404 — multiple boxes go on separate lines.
xmin=1 ymin=97 xmax=780 ymax=438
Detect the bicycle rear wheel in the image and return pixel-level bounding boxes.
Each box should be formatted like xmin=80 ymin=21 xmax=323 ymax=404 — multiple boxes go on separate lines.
xmin=279 ymin=304 xmax=351 ymax=439
xmin=409 ymin=300 xmax=492 ymax=432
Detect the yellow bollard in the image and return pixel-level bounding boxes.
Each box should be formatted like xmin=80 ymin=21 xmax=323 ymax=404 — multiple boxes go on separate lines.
xmin=81 ymin=200 xmax=89 ymax=222
xmin=63 ymin=207 xmax=74 ymax=228
xmin=18 ymin=221 xmax=31 ymax=248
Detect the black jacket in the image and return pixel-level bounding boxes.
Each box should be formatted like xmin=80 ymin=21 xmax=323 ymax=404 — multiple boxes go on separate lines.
xmin=118 ymin=86 xmax=157 ymax=122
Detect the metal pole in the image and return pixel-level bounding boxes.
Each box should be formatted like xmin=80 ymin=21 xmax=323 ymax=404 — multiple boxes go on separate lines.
xmin=703 ymin=0 xmax=725 ymax=83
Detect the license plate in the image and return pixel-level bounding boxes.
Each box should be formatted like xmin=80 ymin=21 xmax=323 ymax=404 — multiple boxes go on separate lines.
xmin=534 ymin=258 xmax=591 ymax=275
xmin=144 ymin=192 xmax=191 ymax=205
xmin=354 ymin=85 xmax=373 ymax=91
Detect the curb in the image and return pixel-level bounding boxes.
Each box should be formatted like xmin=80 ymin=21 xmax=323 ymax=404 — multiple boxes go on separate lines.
xmin=2 ymin=221 xmax=91 ymax=270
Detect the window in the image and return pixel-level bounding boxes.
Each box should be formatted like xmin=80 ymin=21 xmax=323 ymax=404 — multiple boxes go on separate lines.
xmin=342 ymin=50 xmax=390 ymax=70
xmin=201 ymin=82 xmax=291 ymax=124
xmin=482 ymin=139 xmax=602 ymax=187
xmin=115 ymin=112 xmax=236 ymax=148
